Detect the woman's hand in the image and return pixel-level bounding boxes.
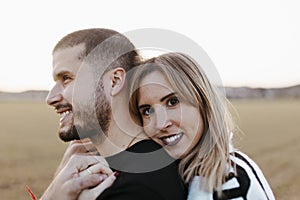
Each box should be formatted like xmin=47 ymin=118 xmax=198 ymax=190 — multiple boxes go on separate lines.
xmin=40 ymin=139 xmax=115 ymax=200
xmin=78 ymin=173 xmax=116 ymax=200
xmin=54 ymin=138 xmax=98 ymax=177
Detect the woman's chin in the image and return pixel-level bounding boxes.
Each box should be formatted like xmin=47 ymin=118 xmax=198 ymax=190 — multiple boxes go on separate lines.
xmin=165 ymin=147 xmax=186 ymax=159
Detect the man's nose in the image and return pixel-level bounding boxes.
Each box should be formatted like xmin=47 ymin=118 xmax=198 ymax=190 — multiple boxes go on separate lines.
xmin=155 ymin=106 xmax=172 ymax=132
xmin=46 ymin=84 xmax=63 ymax=106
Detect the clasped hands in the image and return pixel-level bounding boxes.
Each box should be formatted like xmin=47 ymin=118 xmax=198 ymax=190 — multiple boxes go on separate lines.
xmin=40 ymin=139 xmax=116 ymax=200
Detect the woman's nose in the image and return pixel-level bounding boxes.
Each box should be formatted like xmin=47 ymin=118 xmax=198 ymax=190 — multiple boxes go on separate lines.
xmin=154 ymin=105 xmax=172 ymax=132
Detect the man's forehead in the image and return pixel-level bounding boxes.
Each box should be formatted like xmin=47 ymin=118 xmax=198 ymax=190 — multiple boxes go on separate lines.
xmin=52 ymin=44 xmax=86 ymax=75
xmin=53 ymin=43 xmax=85 ymax=64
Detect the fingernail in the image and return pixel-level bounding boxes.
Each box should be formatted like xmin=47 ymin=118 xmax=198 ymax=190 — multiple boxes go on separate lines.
xmin=114 ymin=171 xmax=120 ymax=177
xmin=99 ymin=174 xmax=108 ymax=181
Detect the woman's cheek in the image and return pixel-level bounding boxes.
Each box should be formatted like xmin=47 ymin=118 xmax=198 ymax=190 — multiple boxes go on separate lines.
xmin=143 ymin=123 xmax=154 ymax=137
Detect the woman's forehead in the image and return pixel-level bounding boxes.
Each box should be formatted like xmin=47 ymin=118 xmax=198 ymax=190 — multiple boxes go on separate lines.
xmin=139 ymin=71 xmax=173 ymax=89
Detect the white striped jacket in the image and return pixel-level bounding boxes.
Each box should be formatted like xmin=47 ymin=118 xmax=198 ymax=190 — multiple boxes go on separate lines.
xmin=188 ymin=151 xmax=275 ymax=200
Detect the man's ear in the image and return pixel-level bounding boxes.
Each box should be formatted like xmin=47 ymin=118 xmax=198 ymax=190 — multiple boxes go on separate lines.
xmin=110 ymin=67 xmax=126 ymax=96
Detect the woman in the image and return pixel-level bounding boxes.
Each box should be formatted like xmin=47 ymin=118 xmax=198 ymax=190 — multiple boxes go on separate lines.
xmin=129 ymin=52 xmax=275 ymax=199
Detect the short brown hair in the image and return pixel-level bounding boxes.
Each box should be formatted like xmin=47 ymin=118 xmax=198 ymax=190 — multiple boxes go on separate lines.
xmin=53 ymin=28 xmax=141 ymax=72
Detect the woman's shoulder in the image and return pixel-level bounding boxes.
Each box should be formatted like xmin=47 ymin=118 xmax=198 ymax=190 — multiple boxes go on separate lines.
xmin=229 ymin=150 xmax=269 ymax=185
xmin=228 ymin=150 xmax=275 ymax=199
xmin=187 ymin=151 xmax=275 ymax=200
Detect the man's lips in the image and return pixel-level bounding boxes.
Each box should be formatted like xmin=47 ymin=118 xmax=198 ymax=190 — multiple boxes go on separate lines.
xmin=159 ymin=132 xmax=184 ymax=146
xmin=54 ymin=105 xmax=73 ymax=124
xmin=54 ymin=104 xmax=72 ymax=113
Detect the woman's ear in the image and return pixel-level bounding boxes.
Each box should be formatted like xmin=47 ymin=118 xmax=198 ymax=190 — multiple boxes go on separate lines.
xmin=111 ymin=67 xmax=126 ymax=96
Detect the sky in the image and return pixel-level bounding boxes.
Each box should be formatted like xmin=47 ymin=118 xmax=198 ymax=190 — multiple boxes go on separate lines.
xmin=0 ymin=0 xmax=299 ymax=92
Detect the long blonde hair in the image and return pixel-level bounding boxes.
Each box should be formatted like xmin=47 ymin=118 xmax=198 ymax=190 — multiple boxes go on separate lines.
xmin=129 ymin=52 xmax=235 ymax=196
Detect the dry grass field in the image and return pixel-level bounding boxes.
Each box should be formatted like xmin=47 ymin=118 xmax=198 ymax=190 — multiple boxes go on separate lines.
xmin=0 ymin=100 xmax=299 ymax=199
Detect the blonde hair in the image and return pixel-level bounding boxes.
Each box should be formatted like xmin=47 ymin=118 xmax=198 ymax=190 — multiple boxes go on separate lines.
xmin=129 ymin=52 xmax=235 ymax=196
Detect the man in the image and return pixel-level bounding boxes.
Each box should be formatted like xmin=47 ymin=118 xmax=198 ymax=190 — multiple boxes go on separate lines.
xmin=41 ymin=28 xmax=186 ymax=199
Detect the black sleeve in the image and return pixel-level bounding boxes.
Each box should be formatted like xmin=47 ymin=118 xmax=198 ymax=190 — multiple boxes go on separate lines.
xmin=96 ymin=140 xmax=187 ymax=200
xmin=96 ymin=162 xmax=187 ymax=200
xmin=97 ymin=183 xmax=164 ymax=200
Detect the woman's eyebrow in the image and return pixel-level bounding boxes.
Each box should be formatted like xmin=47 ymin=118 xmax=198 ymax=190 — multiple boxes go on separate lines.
xmin=160 ymin=92 xmax=176 ymax=102
xmin=138 ymin=104 xmax=149 ymax=110
xmin=138 ymin=92 xmax=177 ymax=110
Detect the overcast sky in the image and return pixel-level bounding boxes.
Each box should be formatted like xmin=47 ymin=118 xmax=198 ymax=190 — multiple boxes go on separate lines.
xmin=0 ymin=0 xmax=299 ymax=92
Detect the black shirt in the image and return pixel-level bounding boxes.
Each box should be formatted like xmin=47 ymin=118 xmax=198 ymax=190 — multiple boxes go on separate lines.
xmin=96 ymin=140 xmax=187 ymax=200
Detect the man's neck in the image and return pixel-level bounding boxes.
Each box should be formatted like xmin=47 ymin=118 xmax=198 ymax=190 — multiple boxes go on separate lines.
xmin=93 ymin=88 xmax=148 ymax=157
xmin=92 ymin=124 xmax=146 ymax=157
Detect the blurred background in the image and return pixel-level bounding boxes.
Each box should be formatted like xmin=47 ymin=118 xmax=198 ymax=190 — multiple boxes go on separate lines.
xmin=0 ymin=0 xmax=299 ymax=199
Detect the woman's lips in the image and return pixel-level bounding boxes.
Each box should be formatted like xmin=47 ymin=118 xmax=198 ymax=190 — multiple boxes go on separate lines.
xmin=160 ymin=132 xmax=184 ymax=146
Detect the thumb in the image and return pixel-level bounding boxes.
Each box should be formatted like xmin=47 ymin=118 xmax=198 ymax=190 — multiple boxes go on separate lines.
xmin=98 ymin=172 xmax=117 ymax=189
xmin=78 ymin=173 xmax=117 ymax=200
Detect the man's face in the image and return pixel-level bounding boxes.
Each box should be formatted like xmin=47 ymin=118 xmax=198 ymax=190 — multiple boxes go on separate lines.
xmin=47 ymin=43 xmax=112 ymax=141
xmin=46 ymin=44 xmax=85 ymax=141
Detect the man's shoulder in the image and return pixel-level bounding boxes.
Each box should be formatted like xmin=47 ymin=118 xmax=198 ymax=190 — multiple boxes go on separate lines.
xmin=107 ymin=139 xmax=177 ymax=173
xmin=98 ymin=165 xmax=187 ymax=200
xmin=129 ymin=139 xmax=162 ymax=152
xmin=99 ymin=140 xmax=187 ymax=200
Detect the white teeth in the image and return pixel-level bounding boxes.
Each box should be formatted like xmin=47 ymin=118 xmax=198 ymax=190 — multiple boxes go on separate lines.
xmin=60 ymin=111 xmax=71 ymax=116
xmin=161 ymin=132 xmax=183 ymax=146
xmin=59 ymin=111 xmax=72 ymax=122
xmin=165 ymin=134 xmax=181 ymax=143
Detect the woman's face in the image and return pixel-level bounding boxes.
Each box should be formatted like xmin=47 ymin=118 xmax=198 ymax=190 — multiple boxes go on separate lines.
xmin=137 ymin=71 xmax=204 ymax=159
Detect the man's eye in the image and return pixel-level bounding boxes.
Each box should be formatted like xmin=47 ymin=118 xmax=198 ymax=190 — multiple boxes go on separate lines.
xmin=141 ymin=107 xmax=154 ymax=116
xmin=167 ymin=97 xmax=179 ymax=107
xmin=63 ymin=75 xmax=71 ymax=81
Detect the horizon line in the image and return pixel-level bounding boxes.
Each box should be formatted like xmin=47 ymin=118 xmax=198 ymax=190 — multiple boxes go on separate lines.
xmin=1 ymin=83 xmax=300 ymax=93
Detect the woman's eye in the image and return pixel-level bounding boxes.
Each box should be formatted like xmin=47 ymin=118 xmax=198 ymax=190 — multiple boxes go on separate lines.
xmin=167 ymin=97 xmax=179 ymax=107
xmin=141 ymin=107 xmax=154 ymax=116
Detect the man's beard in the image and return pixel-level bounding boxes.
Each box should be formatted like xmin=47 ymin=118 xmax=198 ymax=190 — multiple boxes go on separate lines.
xmin=59 ymin=81 xmax=112 ymax=142
xmin=95 ymin=80 xmax=112 ymax=136
xmin=59 ymin=124 xmax=80 ymax=142
xmin=55 ymin=103 xmax=80 ymax=142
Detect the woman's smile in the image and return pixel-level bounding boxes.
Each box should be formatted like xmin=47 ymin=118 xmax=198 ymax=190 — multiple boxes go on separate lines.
xmin=137 ymin=71 xmax=204 ymax=159
xmin=159 ymin=132 xmax=184 ymax=146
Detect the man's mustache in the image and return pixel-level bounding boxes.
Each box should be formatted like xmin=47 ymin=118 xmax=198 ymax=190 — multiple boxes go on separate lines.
xmin=55 ymin=103 xmax=72 ymax=111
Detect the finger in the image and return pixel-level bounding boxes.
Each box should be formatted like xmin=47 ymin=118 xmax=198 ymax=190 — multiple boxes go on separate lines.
xmin=64 ymin=174 xmax=104 ymax=197
xmin=79 ymin=162 xmax=112 ymax=177
xmin=54 ymin=140 xmax=96 ymax=177
xmin=78 ymin=173 xmax=116 ymax=200
xmin=70 ymin=137 xmax=91 ymax=144
xmin=68 ymin=154 xmax=101 ymax=172
xmin=97 ymin=156 xmax=109 ymax=166
xmin=78 ymin=137 xmax=92 ymax=143
xmin=68 ymin=140 xmax=96 ymax=154
xmin=89 ymin=162 xmax=112 ymax=175
xmin=96 ymin=173 xmax=116 ymax=190
xmin=74 ymin=150 xmax=99 ymax=157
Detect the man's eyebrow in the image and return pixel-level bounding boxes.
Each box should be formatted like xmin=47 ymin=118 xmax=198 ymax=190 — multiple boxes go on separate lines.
xmin=160 ymin=92 xmax=176 ymax=102
xmin=53 ymin=70 xmax=72 ymax=79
